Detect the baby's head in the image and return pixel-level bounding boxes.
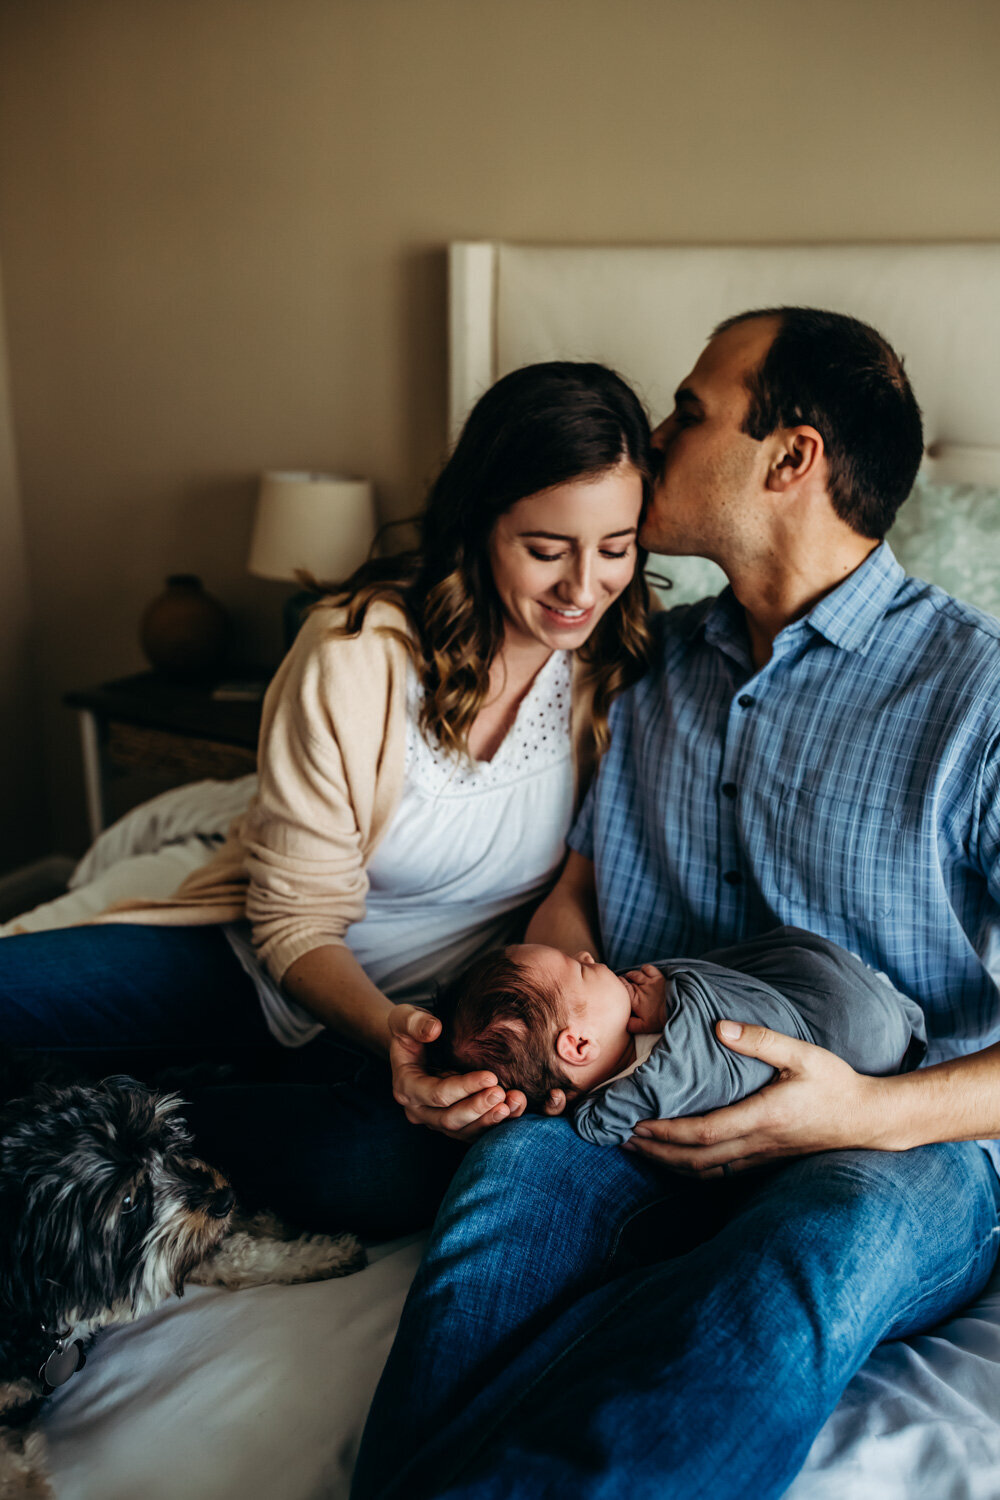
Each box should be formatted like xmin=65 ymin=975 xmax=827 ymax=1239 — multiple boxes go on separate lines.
xmin=428 ymin=943 xmax=635 ymax=1109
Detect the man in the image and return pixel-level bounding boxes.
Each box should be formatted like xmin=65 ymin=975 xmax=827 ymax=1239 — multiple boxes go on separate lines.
xmin=352 ymin=308 xmax=1000 ymax=1500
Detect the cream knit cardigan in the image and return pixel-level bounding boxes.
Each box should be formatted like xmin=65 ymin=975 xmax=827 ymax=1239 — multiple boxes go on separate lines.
xmin=97 ymin=599 xmax=597 ymax=987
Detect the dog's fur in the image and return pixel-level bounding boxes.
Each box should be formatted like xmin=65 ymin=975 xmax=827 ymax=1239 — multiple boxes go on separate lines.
xmin=0 ymin=1061 xmax=365 ymax=1499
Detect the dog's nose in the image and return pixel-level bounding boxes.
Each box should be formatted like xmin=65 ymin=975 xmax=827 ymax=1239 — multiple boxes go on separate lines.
xmin=209 ymin=1186 xmax=236 ymax=1219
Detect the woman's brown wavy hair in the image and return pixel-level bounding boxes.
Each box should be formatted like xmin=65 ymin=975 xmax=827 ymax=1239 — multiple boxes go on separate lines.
xmin=316 ymin=361 xmax=656 ymax=759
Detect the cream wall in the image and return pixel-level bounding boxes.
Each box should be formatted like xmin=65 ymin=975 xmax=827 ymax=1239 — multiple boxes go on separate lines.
xmin=0 ymin=252 xmax=43 ymax=871
xmin=0 ymin=0 xmax=998 ymax=862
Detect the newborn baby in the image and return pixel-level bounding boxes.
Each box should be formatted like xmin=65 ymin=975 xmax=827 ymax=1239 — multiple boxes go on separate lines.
xmin=428 ymin=926 xmax=927 ymax=1146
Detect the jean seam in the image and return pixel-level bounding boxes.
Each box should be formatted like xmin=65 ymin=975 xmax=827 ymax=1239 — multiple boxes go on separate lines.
xmin=886 ymin=1221 xmax=1000 ymax=1336
xmin=606 ymin=1191 xmax=676 ymax=1265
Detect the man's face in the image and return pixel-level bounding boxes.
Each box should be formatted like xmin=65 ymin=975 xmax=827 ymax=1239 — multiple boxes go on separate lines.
xmin=641 ymin=316 xmax=779 ymax=562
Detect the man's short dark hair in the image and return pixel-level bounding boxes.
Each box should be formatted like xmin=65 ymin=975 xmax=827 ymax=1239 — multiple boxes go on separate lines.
xmin=427 ymin=948 xmax=573 ymax=1109
xmin=714 ymin=307 xmax=924 ymax=539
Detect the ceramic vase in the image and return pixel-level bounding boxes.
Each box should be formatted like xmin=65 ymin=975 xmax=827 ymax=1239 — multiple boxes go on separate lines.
xmin=139 ymin=574 xmax=230 ymax=679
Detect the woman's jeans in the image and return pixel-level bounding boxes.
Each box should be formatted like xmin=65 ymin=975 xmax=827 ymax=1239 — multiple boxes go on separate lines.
xmin=352 ymin=1114 xmax=1000 ymax=1500
xmin=0 ymin=924 xmax=461 ymax=1240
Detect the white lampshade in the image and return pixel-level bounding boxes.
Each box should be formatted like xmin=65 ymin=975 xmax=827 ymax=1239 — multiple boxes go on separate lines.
xmin=248 ymin=472 xmax=376 ymax=583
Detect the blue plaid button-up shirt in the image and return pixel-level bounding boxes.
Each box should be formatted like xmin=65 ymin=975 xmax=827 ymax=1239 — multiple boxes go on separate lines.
xmin=570 ymin=543 xmax=1000 ymax=1077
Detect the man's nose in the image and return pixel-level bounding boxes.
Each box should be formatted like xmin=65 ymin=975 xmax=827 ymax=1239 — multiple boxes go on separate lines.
xmin=650 ymin=414 xmax=676 ymax=456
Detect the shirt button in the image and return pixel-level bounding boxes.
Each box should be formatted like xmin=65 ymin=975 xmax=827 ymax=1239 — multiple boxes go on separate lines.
xmin=738 ymin=694 xmax=755 ymax=709
xmin=723 ymin=870 xmax=743 ymax=886
xmin=721 ymin=782 xmax=737 ymax=799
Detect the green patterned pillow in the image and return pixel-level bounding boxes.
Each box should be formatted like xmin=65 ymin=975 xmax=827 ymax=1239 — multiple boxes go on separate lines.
xmin=888 ymin=477 xmax=1000 ymax=621
xmin=647 ymin=478 xmax=1000 ymax=620
xmin=645 ymin=553 xmax=727 ymax=608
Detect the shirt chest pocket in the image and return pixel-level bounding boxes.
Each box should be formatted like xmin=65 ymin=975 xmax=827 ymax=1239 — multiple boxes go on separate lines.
xmin=765 ymin=786 xmax=900 ymax=921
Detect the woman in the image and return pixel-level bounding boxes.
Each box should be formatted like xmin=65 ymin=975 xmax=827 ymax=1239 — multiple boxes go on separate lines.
xmin=0 ymin=362 xmax=653 ymax=1238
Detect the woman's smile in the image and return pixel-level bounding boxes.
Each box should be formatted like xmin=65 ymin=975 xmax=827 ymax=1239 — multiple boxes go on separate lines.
xmin=537 ymin=600 xmax=595 ymax=629
xmin=489 ymin=462 xmax=643 ymax=655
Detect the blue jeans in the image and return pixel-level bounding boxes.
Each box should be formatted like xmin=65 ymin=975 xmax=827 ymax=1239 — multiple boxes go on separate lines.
xmin=0 ymin=924 xmax=461 ymax=1240
xmin=352 ymin=1115 xmax=1000 ymax=1500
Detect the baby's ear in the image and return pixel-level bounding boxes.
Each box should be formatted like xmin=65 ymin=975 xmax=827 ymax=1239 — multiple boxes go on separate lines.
xmin=555 ymin=1028 xmax=599 ymax=1067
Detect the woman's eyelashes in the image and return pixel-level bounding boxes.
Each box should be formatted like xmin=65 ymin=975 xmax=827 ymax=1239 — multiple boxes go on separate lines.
xmin=527 ymin=548 xmax=631 ymax=562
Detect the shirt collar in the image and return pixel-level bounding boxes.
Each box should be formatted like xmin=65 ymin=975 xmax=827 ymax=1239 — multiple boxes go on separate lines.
xmin=797 ymin=542 xmax=905 ymax=654
xmin=683 ymin=542 xmax=906 ymax=658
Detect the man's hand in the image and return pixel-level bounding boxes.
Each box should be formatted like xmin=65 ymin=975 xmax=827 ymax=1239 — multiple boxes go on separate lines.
xmin=388 ymin=1005 xmax=566 ymax=1140
xmin=624 ymin=964 xmax=668 ymax=1034
xmin=628 ymin=1020 xmax=890 ymax=1177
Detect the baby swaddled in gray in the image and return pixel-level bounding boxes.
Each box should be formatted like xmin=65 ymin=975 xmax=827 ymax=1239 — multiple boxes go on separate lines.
xmin=573 ymin=927 xmax=927 ymax=1148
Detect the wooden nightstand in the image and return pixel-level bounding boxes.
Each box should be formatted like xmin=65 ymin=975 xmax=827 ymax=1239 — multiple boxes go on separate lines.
xmin=64 ymin=672 xmax=268 ymax=841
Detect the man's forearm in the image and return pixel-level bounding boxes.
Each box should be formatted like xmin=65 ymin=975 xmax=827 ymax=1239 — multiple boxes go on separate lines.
xmin=526 ymin=851 xmax=601 ymax=955
xmin=868 ymin=1041 xmax=1000 ymax=1150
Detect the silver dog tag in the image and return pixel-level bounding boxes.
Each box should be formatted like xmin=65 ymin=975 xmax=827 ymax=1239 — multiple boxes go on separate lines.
xmin=39 ymin=1339 xmax=86 ymax=1391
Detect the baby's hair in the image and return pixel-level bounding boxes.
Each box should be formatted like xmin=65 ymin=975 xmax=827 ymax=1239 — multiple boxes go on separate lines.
xmin=427 ymin=948 xmax=574 ymax=1109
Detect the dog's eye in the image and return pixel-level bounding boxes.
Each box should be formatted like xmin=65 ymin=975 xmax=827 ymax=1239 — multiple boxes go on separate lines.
xmin=122 ymin=1192 xmax=136 ymax=1213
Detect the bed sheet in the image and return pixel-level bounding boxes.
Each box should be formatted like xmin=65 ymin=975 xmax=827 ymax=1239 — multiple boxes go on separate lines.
xmin=7 ymin=781 xmax=999 ymax=1498
xmin=37 ymin=1228 xmax=1000 ymax=1500
xmin=43 ymin=1237 xmax=425 ymax=1500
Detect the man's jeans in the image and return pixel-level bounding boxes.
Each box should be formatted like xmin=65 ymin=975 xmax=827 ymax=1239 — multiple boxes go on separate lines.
xmin=353 ymin=1114 xmax=1000 ymax=1500
xmin=0 ymin=924 xmax=461 ymax=1239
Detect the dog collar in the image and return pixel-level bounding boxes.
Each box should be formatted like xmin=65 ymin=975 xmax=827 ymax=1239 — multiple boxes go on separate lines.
xmin=39 ymin=1326 xmax=86 ymax=1394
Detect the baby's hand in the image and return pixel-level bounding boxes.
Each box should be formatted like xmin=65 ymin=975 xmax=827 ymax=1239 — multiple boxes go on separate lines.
xmin=624 ymin=964 xmax=668 ymax=1034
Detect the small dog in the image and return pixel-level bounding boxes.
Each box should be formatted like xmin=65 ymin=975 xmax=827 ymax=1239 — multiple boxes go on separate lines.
xmin=0 ymin=1064 xmax=365 ymax=1499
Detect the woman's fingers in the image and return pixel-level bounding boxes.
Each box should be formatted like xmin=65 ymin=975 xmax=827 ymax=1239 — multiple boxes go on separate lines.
xmin=420 ymin=1071 xmax=503 ymax=1110
xmin=409 ymin=1085 xmax=510 ymax=1134
xmin=387 ymin=1002 xmax=525 ymax=1137
xmin=394 ymin=1064 xmax=499 ymax=1109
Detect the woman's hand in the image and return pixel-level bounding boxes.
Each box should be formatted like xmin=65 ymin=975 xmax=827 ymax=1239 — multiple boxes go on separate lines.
xmin=388 ymin=1006 xmax=567 ymax=1140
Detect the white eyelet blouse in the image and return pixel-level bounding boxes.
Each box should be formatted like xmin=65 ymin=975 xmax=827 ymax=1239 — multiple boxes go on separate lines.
xmin=228 ymin=650 xmax=574 ymax=1046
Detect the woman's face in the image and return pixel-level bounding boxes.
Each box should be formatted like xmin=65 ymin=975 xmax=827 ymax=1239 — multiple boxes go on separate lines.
xmin=488 ymin=460 xmax=643 ymax=654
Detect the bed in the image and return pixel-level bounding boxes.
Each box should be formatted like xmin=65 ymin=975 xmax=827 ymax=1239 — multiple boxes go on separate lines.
xmin=10 ymin=240 xmax=1000 ymax=1498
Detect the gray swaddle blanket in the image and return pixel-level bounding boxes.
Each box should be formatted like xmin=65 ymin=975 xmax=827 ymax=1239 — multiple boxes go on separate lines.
xmin=573 ymin=926 xmax=927 ymax=1148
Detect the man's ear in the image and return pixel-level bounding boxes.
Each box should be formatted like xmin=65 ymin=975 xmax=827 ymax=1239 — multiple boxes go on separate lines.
xmin=765 ymin=426 xmax=824 ymax=492
xmin=555 ymin=1028 xmax=599 ymax=1068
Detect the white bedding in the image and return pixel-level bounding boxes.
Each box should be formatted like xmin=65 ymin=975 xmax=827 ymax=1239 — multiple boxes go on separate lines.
xmin=5 ymin=777 xmax=998 ymax=1497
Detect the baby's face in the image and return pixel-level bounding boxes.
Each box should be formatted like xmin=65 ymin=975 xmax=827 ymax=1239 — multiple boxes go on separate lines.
xmin=510 ymin=944 xmax=636 ymax=1090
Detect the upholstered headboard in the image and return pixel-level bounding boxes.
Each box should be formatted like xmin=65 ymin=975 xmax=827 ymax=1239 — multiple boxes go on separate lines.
xmin=448 ymin=242 xmax=1000 ymax=486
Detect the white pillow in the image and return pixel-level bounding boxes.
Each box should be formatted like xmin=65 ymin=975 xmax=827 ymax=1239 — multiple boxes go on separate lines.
xmin=888 ymin=477 xmax=1000 ymax=621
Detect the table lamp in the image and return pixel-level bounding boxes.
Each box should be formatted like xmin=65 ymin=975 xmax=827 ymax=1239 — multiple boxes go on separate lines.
xmin=248 ymin=472 xmax=376 ymax=645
